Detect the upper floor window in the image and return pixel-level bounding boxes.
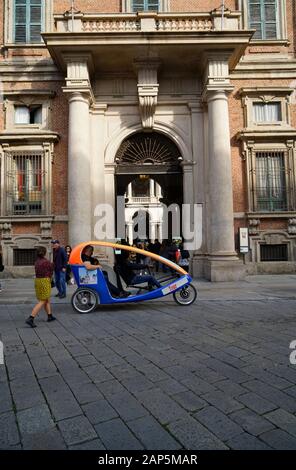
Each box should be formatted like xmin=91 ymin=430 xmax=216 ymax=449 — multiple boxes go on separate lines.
xmin=132 ymin=0 xmax=159 ymax=11
xmin=248 ymin=0 xmax=278 ymax=39
xmin=14 ymin=0 xmax=44 ymax=43
xmin=14 ymin=105 xmax=42 ymax=125
xmin=253 ymin=102 xmax=282 ymax=123
xmin=240 ymin=87 xmax=293 ymax=129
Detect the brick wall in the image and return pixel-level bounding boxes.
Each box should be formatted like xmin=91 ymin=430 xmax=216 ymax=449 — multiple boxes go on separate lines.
xmin=53 ymin=0 xmax=121 ymax=14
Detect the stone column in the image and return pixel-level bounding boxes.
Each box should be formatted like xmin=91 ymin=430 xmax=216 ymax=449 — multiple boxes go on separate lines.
xmin=205 ymin=88 xmax=245 ymax=280
xmin=207 ymin=89 xmax=236 ymax=255
xmin=155 ymin=182 xmax=162 ymax=198
xmin=127 ymin=222 xmax=133 ymax=245
xmin=127 ymin=183 xmax=132 ymax=199
xmin=181 ymin=161 xmax=196 ymax=249
xmin=150 ymin=222 xmax=156 ymax=242
xmin=63 ymin=53 xmax=94 ymax=247
xmin=201 ymin=52 xmax=245 ymax=281
xmin=158 ymin=223 xmax=163 ymax=242
xmin=149 ymin=179 xmax=155 ymax=198
xmin=67 ymin=91 xmax=92 ymax=247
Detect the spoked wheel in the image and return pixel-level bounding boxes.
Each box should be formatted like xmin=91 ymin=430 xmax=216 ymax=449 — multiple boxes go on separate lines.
xmin=173 ymin=284 xmax=197 ymax=306
xmin=71 ymin=288 xmax=98 ymax=314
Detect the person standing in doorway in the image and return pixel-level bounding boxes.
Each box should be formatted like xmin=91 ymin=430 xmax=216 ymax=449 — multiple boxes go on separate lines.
xmin=51 ymin=240 xmax=67 ymax=299
xmin=26 ymin=246 xmax=55 ymax=328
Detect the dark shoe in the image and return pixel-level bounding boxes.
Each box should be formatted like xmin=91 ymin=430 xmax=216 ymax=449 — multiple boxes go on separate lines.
xmin=59 ymin=294 xmax=66 ymax=299
xmin=26 ymin=317 xmax=37 ymax=328
xmin=47 ymin=315 xmax=56 ymax=322
xmin=55 ymin=293 xmax=60 ymax=297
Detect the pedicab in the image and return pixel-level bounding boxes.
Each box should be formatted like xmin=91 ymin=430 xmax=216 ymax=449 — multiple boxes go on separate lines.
xmin=69 ymin=241 xmax=197 ymax=313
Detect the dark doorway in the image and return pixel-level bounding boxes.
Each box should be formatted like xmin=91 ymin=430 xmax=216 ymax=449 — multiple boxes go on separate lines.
xmin=115 ymin=132 xmax=183 ymax=242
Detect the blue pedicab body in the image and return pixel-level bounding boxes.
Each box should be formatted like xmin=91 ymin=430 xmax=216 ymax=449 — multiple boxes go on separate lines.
xmin=71 ymin=263 xmax=193 ymax=305
xmin=69 ymin=242 xmax=197 ymax=313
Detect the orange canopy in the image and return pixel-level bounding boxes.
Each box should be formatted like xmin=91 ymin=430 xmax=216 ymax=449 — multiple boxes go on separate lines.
xmin=69 ymin=240 xmax=187 ymax=276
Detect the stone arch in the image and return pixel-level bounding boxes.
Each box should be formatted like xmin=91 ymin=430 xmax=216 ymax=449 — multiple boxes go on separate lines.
xmin=105 ymin=121 xmax=192 ymax=165
xmin=115 ymin=131 xmax=182 ymax=171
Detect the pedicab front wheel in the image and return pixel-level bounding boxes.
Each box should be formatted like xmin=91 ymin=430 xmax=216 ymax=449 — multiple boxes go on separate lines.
xmin=173 ymin=284 xmax=197 ymax=306
xmin=71 ymin=288 xmax=98 ymax=314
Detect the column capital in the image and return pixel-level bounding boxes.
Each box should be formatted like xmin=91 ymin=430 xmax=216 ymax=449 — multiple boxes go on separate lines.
xmin=62 ymin=52 xmax=94 ymax=104
xmin=62 ymin=88 xmax=94 ymax=109
xmin=202 ymin=85 xmax=234 ymax=103
xmin=201 ymin=50 xmax=234 ymax=100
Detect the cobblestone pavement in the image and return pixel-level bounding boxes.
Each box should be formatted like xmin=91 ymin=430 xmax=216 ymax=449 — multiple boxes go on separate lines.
xmin=1 ymin=278 xmax=296 ymax=450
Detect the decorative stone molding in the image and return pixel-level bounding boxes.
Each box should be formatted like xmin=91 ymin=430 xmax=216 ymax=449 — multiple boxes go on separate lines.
xmin=288 ymin=219 xmax=296 ymax=234
xmin=264 ymin=233 xmax=286 ymax=245
xmin=248 ymin=219 xmax=260 ymax=235
xmin=0 ymin=223 xmax=12 ymax=240
xmin=239 ymin=87 xmax=294 ymax=129
xmin=82 ymin=17 xmax=140 ymax=32
xmin=64 ymin=54 xmax=93 ymax=89
xmin=134 ymin=59 xmax=160 ymax=130
xmin=54 ymin=10 xmax=242 ymax=34
xmin=157 ymin=16 xmax=212 ymax=32
xmin=201 ymin=52 xmax=234 ymax=99
xmin=40 ymin=221 xmax=52 ymax=239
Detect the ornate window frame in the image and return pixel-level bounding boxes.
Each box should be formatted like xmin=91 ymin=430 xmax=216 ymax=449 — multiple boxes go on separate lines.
xmin=3 ymin=90 xmax=55 ymax=131
xmin=0 ymin=142 xmax=54 ymax=217
xmin=240 ymin=87 xmax=293 ymax=130
xmin=4 ymin=0 xmax=53 ymax=46
xmin=243 ymin=140 xmax=296 ymax=215
xmin=121 ymin=0 xmax=169 ymax=12
xmin=238 ymin=0 xmax=288 ymax=43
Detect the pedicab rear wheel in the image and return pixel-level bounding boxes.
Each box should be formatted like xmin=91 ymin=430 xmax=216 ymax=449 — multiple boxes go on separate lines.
xmin=173 ymin=284 xmax=197 ymax=306
xmin=71 ymin=288 xmax=98 ymax=314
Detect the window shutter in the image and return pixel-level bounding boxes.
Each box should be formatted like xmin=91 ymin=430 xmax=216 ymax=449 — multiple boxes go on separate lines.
xmin=248 ymin=0 xmax=278 ymax=40
xmin=132 ymin=1 xmax=159 ymax=12
xmin=14 ymin=0 xmax=43 ymax=43
xmin=264 ymin=1 xmax=277 ymax=39
xmin=14 ymin=0 xmax=27 ymax=43
xmin=29 ymin=0 xmax=42 ymax=43
xmin=147 ymin=0 xmax=159 ymax=10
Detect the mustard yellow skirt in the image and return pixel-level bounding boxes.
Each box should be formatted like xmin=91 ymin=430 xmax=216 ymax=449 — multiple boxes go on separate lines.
xmin=35 ymin=278 xmax=51 ymax=301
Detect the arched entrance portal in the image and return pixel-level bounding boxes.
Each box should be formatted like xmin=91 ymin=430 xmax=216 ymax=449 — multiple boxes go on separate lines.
xmin=115 ymin=132 xmax=183 ymax=244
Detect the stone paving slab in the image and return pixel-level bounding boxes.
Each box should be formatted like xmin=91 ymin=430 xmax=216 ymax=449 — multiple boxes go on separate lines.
xmin=0 ymin=280 xmax=296 ymax=450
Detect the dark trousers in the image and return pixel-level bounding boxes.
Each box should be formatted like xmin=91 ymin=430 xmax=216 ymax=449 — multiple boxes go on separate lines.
xmin=55 ymin=271 xmax=66 ymax=296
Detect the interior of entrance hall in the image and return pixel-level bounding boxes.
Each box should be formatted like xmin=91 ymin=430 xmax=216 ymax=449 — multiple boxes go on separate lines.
xmin=115 ymin=132 xmax=183 ymax=244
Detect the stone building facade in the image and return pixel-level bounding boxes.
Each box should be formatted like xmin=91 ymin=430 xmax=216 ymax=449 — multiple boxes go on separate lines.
xmin=0 ymin=0 xmax=296 ymax=280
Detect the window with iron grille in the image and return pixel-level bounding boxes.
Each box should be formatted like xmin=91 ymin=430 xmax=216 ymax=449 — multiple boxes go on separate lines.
xmin=252 ymin=151 xmax=288 ymax=212
xmin=260 ymin=244 xmax=288 ymax=261
xmin=13 ymin=248 xmax=37 ymax=266
xmin=14 ymin=0 xmax=44 ymax=44
xmin=132 ymin=0 xmax=159 ymax=11
xmin=248 ymin=0 xmax=278 ymax=40
xmin=6 ymin=151 xmax=46 ymax=215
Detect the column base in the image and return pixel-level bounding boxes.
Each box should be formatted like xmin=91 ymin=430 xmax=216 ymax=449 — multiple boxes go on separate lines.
xmin=192 ymin=254 xmax=207 ymax=278
xmin=204 ymin=256 xmax=246 ymax=282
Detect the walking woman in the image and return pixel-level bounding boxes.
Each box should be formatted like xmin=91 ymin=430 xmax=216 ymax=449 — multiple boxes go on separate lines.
xmin=26 ymin=246 xmax=56 ymax=328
